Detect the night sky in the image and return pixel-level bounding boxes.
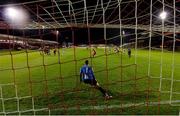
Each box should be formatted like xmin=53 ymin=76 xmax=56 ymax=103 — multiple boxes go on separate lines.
xmin=0 ymin=27 xmax=133 ymax=45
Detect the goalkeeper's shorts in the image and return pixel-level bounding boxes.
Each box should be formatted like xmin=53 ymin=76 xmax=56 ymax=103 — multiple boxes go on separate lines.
xmin=83 ymin=79 xmax=97 ymax=86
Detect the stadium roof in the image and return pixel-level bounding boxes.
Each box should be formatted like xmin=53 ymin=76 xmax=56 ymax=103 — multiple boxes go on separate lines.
xmin=0 ymin=33 xmax=59 ymax=45
xmin=0 ymin=0 xmax=179 ymax=31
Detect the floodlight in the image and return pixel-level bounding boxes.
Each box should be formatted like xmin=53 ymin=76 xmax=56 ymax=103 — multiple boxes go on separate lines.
xmin=56 ymin=31 xmax=59 ymax=35
xmin=3 ymin=6 xmax=29 ymax=28
xmin=159 ymin=11 xmax=167 ymax=20
xmin=5 ymin=7 xmax=18 ymax=19
xmin=122 ymin=30 xmax=125 ymax=35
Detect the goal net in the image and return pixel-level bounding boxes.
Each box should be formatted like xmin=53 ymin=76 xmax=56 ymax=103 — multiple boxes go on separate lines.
xmin=0 ymin=0 xmax=179 ymax=115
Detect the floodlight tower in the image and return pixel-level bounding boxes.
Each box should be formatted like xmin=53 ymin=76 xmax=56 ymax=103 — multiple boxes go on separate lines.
xmin=4 ymin=6 xmax=29 ymax=28
xmin=56 ymin=30 xmax=59 ymax=42
xmin=122 ymin=30 xmax=125 ymax=45
xmin=159 ymin=10 xmax=167 ymax=91
xmin=4 ymin=7 xmax=19 ymax=29
xmin=4 ymin=6 xmax=29 ymax=50
xmin=4 ymin=7 xmax=18 ymax=49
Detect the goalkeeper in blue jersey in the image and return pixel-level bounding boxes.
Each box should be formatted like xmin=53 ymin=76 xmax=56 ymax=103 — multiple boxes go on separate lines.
xmin=80 ymin=60 xmax=112 ymax=99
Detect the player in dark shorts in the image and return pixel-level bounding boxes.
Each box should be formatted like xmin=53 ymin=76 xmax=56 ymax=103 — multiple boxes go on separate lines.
xmin=128 ymin=48 xmax=131 ymax=58
xmin=80 ymin=60 xmax=112 ymax=99
xmin=53 ymin=48 xmax=57 ymax=56
xmin=92 ymin=49 xmax=96 ymax=57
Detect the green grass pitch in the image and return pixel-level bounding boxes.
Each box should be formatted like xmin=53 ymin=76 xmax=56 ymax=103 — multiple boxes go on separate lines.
xmin=0 ymin=48 xmax=179 ymax=114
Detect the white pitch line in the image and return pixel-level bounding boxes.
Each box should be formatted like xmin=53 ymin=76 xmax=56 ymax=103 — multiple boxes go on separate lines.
xmin=58 ymin=100 xmax=180 ymax=111
xmin=0 ymin=100 xmax=179 ymax=114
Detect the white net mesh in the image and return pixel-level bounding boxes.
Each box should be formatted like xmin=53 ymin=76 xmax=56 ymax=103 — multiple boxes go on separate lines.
xmin=0 ymin=0 xmax=179 ymax=115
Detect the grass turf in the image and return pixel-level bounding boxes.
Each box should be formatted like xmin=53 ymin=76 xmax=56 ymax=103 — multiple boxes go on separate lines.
xmin=0 ymin=48 xmax=179 ymax=114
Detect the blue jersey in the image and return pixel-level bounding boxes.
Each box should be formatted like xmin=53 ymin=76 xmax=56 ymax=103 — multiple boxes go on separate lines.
xmin=80 ymin=65 xmax=95 ymax=81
